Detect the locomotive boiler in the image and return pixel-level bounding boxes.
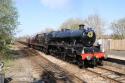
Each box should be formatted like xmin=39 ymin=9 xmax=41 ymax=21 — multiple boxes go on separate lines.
xmin=28 ymin=24 xmax=106 ymax=68
xmin=47 ymin=24 xmax=96 ymax=47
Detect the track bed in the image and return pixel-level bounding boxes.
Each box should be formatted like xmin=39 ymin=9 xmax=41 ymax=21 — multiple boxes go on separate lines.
xmin=19 ymin=42 xmax=125 ymax=83
xmin=19 ymin=43 xmax=84 ymax=83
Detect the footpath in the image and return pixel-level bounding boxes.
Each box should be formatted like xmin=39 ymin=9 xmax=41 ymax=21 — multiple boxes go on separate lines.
xmin=107 ymin=50 xmax=125 ymax=61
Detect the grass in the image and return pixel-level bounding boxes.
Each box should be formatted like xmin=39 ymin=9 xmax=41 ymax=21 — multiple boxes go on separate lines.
xmin=3 ymin=59 xmax=14 ymax=73
xmin=3 ymin=54 xmax=14 ymax=73
xmin=0 ymin=46 xmax=16 ymax=73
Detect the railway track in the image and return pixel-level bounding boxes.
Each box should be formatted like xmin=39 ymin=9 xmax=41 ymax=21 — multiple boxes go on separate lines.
xmin=37 ymin=49 xmax=125 ymax=83
xmin=36 ymin=50 xmax=125 ymax=83
xmin=86 ymin=66 xmax=125 ymax=83
xmin=19 ymin=41 xmax=125 ymax=83
xmin=21 ymin=46 xmax=85 ymax=83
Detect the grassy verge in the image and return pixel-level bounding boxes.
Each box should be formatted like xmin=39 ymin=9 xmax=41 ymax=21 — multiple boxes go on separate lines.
xmin=0 ymin=45 xmax=16 ymax=73
xmin=3 ymin=55 xmax=14 ymax=72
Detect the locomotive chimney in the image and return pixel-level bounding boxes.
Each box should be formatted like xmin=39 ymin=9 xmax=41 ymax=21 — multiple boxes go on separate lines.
xmin=79 ymin=24 xmax=85 ymax=29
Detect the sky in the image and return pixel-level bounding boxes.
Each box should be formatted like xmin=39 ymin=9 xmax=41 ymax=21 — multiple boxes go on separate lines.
xmin=15 ymin=0 xmax=125 ymax=37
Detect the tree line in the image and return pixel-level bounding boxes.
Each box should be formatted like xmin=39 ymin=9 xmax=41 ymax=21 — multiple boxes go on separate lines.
xmin=0 ymin=0 xmax=18 ymax=56
xmin=59 ymin=14 xmax=125 ymax=39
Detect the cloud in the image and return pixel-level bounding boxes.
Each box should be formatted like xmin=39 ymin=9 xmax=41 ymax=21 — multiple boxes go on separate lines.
xmin=40 ymin=0 xmax=71 ymax=9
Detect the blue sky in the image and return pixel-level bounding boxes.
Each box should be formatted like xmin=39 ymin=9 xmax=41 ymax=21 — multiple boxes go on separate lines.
xmin=15 ymin=0 xmax=125 ymax=37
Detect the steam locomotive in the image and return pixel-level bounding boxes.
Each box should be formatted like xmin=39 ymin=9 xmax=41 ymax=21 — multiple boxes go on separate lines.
xmin=28 ymin=24 xmax=106 ymax=68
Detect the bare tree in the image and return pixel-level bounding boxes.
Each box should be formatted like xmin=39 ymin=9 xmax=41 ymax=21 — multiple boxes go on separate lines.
xmin=60 ymin=18 xmax=84 ymax=29
xmin=84 ymin=14 xmax=105 ymax=38
xmin=111 ymin=18 xmax=125 ymax=39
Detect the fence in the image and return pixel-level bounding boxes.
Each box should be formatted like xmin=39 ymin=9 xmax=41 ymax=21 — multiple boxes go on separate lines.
xmin=102 ymin=39 xmax=125 ymax=51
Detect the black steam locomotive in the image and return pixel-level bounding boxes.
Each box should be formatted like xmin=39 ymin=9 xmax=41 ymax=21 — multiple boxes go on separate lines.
xmin=28 ymin=25 xmax=106 ymax=68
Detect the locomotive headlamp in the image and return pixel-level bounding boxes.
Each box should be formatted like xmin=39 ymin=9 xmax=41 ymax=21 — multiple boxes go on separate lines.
xmin=82 ymin=47 xmax=85 ymax=54
xmin=101 ymin=48 xmax=105 ymax=52
xmin=82 ymin=50 xmax=84 ymax=54
xmin=86 ymin=56 xmax=91 ymax=60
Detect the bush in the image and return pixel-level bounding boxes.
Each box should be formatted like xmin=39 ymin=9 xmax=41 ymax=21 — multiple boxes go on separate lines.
xmin=0 ymin=0 xmax=18 ymax=57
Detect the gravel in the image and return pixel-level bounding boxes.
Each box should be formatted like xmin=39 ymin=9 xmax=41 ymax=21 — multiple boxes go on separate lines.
xmin=37 ymin=51 xmax=112 ymax=83
xmin=5 ymin=43 xmax=42 ymax=83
